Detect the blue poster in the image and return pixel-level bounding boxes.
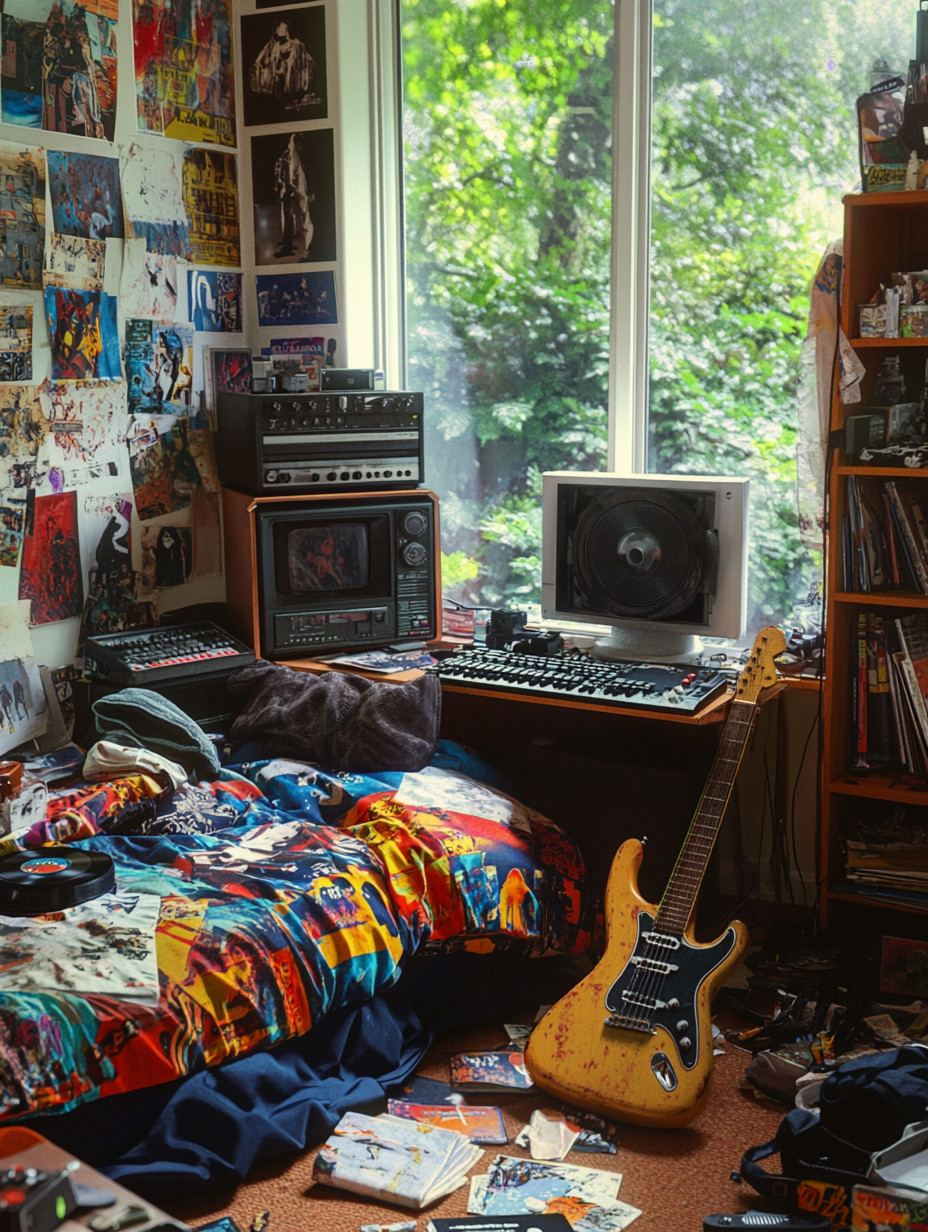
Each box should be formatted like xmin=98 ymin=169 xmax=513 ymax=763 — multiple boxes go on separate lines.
xmin=188 ymin=270 xmax=243 ymax=333
xmin=255 ymin=271 xmax=337 ymax=327
xmin=44 ymin=288 xmax=121 ymax=381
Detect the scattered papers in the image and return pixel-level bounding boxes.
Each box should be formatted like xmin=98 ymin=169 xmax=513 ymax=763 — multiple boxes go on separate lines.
xmin=525 ymin=1109 xmax=581 ymax=1161
xmin=388 ymin=1100 xmax=508 ymax=1145
xmin=451 ymin=1049 xmax=535 ymax=1092
xmin=323 ymin=649 xmax=436 ymax=674
xmin=468 ymin=1156 xmax=621 ymax=1218
xmin=314 ymin=1112 xmax=483 ymax=1210
xmin=513 ymin=1103 xmax=618 ymax=1156
xmin=428 ymin=1218 xmax=572 ymax=1232
xmin=504 ymin=1024 xmax=534 ymax=1041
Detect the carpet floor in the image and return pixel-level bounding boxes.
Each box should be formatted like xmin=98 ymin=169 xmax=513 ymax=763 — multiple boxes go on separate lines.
xmin=165 ymin=1020 xmax=786 ymax=1232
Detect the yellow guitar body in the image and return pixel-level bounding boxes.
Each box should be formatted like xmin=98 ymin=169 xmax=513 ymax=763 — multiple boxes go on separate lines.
xmin=525 ymin=838 xmax=748 ymax=1128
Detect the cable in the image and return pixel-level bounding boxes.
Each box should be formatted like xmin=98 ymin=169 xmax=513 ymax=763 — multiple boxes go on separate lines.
xmin=789 ymin=707 xmax=819 ymax=910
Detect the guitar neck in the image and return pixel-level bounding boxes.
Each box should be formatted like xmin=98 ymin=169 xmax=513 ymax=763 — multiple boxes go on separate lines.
xmin=655 ymin=697 xmax=757 ymax=935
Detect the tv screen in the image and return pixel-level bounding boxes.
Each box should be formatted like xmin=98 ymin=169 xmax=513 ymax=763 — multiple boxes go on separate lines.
xmin=286 ymin=524 xmax=370 ymax=591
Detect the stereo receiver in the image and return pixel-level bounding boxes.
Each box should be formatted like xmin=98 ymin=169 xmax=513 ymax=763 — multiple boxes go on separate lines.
xmin=217 ymin=390 xmax=424 ymax=496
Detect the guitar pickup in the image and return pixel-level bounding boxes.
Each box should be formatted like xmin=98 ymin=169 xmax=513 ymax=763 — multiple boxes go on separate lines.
xmin=642 ymin=932 xmax=681 ymax=950
xmin=621 ymin=991 xmax=667 ymax=1010
xmin=604 ymin=1014 xmax=657 ymax=1035
xmin=629 ymin=956 xmax=679 ymax=974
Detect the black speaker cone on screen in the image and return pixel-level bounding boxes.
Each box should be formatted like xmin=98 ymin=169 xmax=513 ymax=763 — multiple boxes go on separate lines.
xmin=0 ymin=846 xmax=116 ymax=917
xmin=572 ymin=488 xmax=707 ymax=620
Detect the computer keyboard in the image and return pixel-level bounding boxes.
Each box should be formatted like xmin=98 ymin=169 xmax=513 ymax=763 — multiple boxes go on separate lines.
xmin=84 ymin=621 xmax=255 ymax=686
xmin=431 ymin=648 xmax=730 ymax=714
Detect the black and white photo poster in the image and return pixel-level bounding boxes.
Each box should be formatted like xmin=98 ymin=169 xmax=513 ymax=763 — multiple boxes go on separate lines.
xmin=251 ymin=128 xmax=336 ymax=265
xmin=242 ymin=5 xmax=327 ymax=126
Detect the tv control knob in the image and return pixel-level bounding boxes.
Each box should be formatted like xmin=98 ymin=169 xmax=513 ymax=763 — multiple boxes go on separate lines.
xmin=340 ymin=471 xmax=349 ymax=481
xmin=403 ymin=511 xmax=428 ymax=537
xmin=402 ymin=542 xmax=428 ymax=567
xmin=278 ymin=472 xmax=291 ymax=484
xmin=272 ymin=401 xmax=282 ymax=413
xmin=291 ymin=401 xmax=301 ymax=412
xmin=310 ymin=473 xmax=320 ymax=483
xmin=266 ymin=470 xmax=278 ymax=483
xmin=326 ymin=472 xmax=337 ymax=481
xmin=352 ymin=470 xmax=362 ymax=479
xmin=678 ymin=1036 xmax=692 ymax=1051
xmin=676 ymin=1019 xmax=689 ymax=1032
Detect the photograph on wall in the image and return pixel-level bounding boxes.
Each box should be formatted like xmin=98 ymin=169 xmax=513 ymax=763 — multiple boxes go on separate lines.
xmin=82 ymin=491 xmax=132 ymax=582
xmin=0 ymin=656 xmax=48 ymax=753
xmin=44 ymin=382 xmax=129 ymax=488
xmin=125 ymin=319 xmax=194 ymax=415
xmin=251 ymin=128 xmax=335 ymax=265
xmin=256 ymin=271 xmax=337 ymax=326
xmin=47 ymin=151 xmax=124 ymax=240
xmin=182 ymin=149 xmax=240 ymax=268
xmin=120 ymin=239 xmax=178 ymax=320
xmin=45 ymin=288 xmax=121 ymax=382
xmin=18 ymin=490 xmax=83 ymax=624
xmin=133 ymin=0 xmax=235 ymax=148
xmin=127 ymin=411 xmax=218 ymax=522
xmin=121 ymin=143 xmax=188 ymax=259
xmin=0 ymin=507 xmax=24 ymax=568
xmin=188 ymin=270 xmax=242 ymax=333
xmin=0 ymin=307 xmax=32 ymax=383
xmin=208 ymin=347 xmax=252 ymax=403
xmin=1 ymin=0 xmax=118 ymax=141
xmin=0 ymin=140 xmax=46 ymax=290
xmin=140 ymin=523 xmax=192 ymax=591
xmin=241 ymin=6 xmax=326 ymax=127
xmin=44 ymin=235 xmax=106 ymax=291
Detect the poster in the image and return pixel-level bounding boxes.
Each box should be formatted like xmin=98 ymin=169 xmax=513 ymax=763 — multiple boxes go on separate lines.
xmin=121 ymin=142 xmax=188 ymax=258
xmin=0 ymin=307 xmax=32 ymax=382
xmin=0 ymin=140 xmax=46 ymax=290
xmin=132 ymin=0 xmax=235 ymax=148
xmin=267 ymin=334 xmax=324 ymax=385
xmin=251 ymin=129 xmax=335 ymax=264
xmin=183 ymin=149 xmax=240 ymax=267
xmin=0 ymin=385 xmax=51 ymax=498
xmin=256 ymin=271 xmax=337 ymax=326
xmin=140 ymin=523 xmax=192 ymax=589
xmin=120 ymin=239 xmax=178 ymax=320
xmin=127 ymin=411 xmax=219 ymax=522
xmin=241 ymin=6 xmax=327 ymax=127
xmin=44 ymin=382 xmax=128 ymax=489
xmin=208 ymin=348 xmax=252 ymax=399
xmin=0 ymin=508 xmax=24 ymax=568
xmin=18 ymin=491 xmax=84 ymax=625
xmin=83 ymin=491 xmax=132 ymax=580
xmin=125 ymin=319 xmax=194 ymax=415
xmin=0 ymin=656 xmax=48 ymax=752
xmin=0 ymin=0 xmax=118 ymax=141
xmin=44 ymin=235 xmax=106 ymax=291
xmin=47 ymin=151 xmax=124 ymax=239
xmin=45 ymin=287 xmax=121 ymax=381
xmin=188 ymin=271 xmax=242 ymax=332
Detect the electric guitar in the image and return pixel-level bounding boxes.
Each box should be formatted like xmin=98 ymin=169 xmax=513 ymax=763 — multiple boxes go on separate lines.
xmin=524 ymin=626 xmax=787 ymax=1128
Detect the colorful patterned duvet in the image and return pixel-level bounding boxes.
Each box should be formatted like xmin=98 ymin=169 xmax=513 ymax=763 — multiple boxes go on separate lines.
xmin=0 ymin=748 xmax=589 ymax=1122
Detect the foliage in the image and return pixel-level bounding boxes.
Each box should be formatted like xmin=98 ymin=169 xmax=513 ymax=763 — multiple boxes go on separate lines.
xmin=403 ymin=0 xmax=917 ymax=626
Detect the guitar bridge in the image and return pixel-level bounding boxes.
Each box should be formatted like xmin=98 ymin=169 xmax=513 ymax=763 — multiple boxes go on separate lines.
xmin=604 ymin=1014 xmax=657 ymax=1035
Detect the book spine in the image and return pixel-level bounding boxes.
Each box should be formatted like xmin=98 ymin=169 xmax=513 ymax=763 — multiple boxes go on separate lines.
xmin=313 ymin=1172 xmax=420 ymax=1211
xmin=887 ymin=483 xmax=928 ymax=593
xmin=882 ymin=490 xmax=902 ymax=587
xmin=852 ymin=612 xmax=869 ymax=771
xmin=895 ymin=642 xmax=928 ymax=758
xmin=885 ymin=650 xmax=909 ymax=770
xmin=867 ymin=616 xmax=896 ymax=763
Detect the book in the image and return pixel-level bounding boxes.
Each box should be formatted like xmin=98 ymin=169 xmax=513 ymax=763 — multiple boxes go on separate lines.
xmin=468 ymin=1156 xmax=622 ymax=1218
xmin=857 ymin=477 xmax=887 ymax=588
xmin=851 ymin=612 xmax=869 ymax=771
xmin=312 ymin=1112 xmax=483 ymax=1210
xmin=450 ymin=1049 xmax=535 ymax=1092
xmin=387 ymin=1100 xmax=508 ymax=1144
xmin=887 ymin=481 xmax=928 ymax=593
xmin=866 ymin=615 xmax=896 ymax=764
xmin=428 ymin=1217 xmax=572 ymax=1232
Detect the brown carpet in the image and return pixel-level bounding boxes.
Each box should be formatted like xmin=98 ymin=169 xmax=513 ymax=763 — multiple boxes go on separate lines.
xmin=165 ymin=1022 xmax=786 ymax=1232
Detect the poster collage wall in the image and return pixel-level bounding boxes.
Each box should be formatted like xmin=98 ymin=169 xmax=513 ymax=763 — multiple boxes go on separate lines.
xmin=0 ymin=0 xmax=340 ymax=756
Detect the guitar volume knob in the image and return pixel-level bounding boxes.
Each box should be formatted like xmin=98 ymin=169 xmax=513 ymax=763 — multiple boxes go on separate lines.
xmin=679 ymin=1036 xmax=692 ymax=1051
xmin=676 ymin=1019 xmax=689 ymax=1032
xmin=667 ymin=998 xmax=680 ymax=1010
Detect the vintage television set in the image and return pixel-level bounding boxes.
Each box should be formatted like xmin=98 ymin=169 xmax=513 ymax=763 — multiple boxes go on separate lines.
xmin=541 ymin=471 xmax=749 ymax=661
xmin=222 ymin=488 xmax=441 ymax=660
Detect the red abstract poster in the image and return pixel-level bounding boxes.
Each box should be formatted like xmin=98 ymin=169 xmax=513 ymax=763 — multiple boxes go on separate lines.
xmin=18 ymin=491 xmax=84 ymax=624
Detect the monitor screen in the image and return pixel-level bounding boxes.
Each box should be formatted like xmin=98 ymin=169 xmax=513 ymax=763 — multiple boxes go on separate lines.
xmin=286 ymin=524 xmax=370 ymax=592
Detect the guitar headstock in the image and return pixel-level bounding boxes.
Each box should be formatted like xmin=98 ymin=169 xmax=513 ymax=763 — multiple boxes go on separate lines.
xmin=735 ymin=626 xmax=788 ymax=703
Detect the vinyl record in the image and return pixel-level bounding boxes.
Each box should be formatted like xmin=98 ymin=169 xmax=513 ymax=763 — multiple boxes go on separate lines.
xmin=573 ymin=488 xmax=707 ymax=620
xmin=0 ymin=846 xmax=116 ymax=917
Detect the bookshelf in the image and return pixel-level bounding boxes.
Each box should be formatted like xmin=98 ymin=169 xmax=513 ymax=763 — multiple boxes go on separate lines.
xmin=821 ymin=191 xmax=928 ymax=929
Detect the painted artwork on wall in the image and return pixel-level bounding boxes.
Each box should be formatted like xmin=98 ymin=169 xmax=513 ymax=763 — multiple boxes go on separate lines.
xmin=188 ymin=271 xmax=242 ymax=333
xmin=0 ymin=307 xmax=32 ymax=383
xmin=0 ymin=508 xmax=24 ymax=568
xmin=183 ymin=149 xmax=241 ymax=268
xmin=256 ymin=271 xmax=337 ymax=326
xmin=126 ymin=412 xmax=219 ymax=522
xmin=241 ymin=6 xmax=326 ymax=127
xmin=44 ymin=382 xmax=129 ymax=490
xmin=1 ymin=0 xmax=118 ymax=142
xmin=47 ymin=151 xmax=124 ymax=240
xmin=251 ymin=129 xmax=335 ymax=265
xmin=45 ymin=288 xmax=121 ymax=382
xmin=120 ymin=240 xmax=178 ymax=321
xmin=121 ymin=143 xmax=188 ymax=258
xmin=0 ymin=140 xmax=46 ymax=290
xmin=132 ymin=0 xmax=235 ymax=148
xmin=44 ymin=236 xmax=106 ymax=291
xmin=125 ymin=319 xmax=194 ymax=415
xmin=140 ymin=524 xmax=192 ymax=590
xmin=18 ymin=491 xmax=84 ymax=625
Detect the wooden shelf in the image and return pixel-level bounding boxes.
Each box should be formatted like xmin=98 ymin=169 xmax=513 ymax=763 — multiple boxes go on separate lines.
xmin=837 ymin=465 xmax=928 ymax=477
xmin=828 ymin=889 xmax=928 ymax=916
xmin=844 ymin=189 xmax=928 ymax=207
xmin=833 ymin=591 xmax=928 ymax=607
xmin=830 ymin=770 xmax=928 ymax=803
xmin=849 ymin=337 xmax=928 ymax=347
xmin=783 ymin=675 xmax=824 ymax=691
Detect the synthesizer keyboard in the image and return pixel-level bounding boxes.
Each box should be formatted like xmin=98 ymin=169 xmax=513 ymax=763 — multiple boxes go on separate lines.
xmin=85 ymin=621 xmax=255 ymax=686
xmin=431 ymin=648 xmax=730 ymax=715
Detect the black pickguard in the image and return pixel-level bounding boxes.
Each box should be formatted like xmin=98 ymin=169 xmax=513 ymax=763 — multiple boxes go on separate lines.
xmin=603 ymin=910 xmax=737 ymax=1069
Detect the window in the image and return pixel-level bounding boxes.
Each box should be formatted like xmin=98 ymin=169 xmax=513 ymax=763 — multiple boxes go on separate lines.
xmin=402 ymin=0 xmax=918 ymax=628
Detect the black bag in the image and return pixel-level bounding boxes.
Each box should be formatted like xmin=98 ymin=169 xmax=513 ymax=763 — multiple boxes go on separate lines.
xmin=739 ymin=1046 xmax=928 ymax=1222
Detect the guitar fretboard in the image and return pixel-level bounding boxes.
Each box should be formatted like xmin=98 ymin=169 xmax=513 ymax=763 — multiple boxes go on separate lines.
xmin=655 ymin=697 xmax=757 ymax=935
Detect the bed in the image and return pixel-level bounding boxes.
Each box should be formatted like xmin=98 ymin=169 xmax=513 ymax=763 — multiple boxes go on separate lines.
xmin=0 ymin=743 xmax=590 ymax=1126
